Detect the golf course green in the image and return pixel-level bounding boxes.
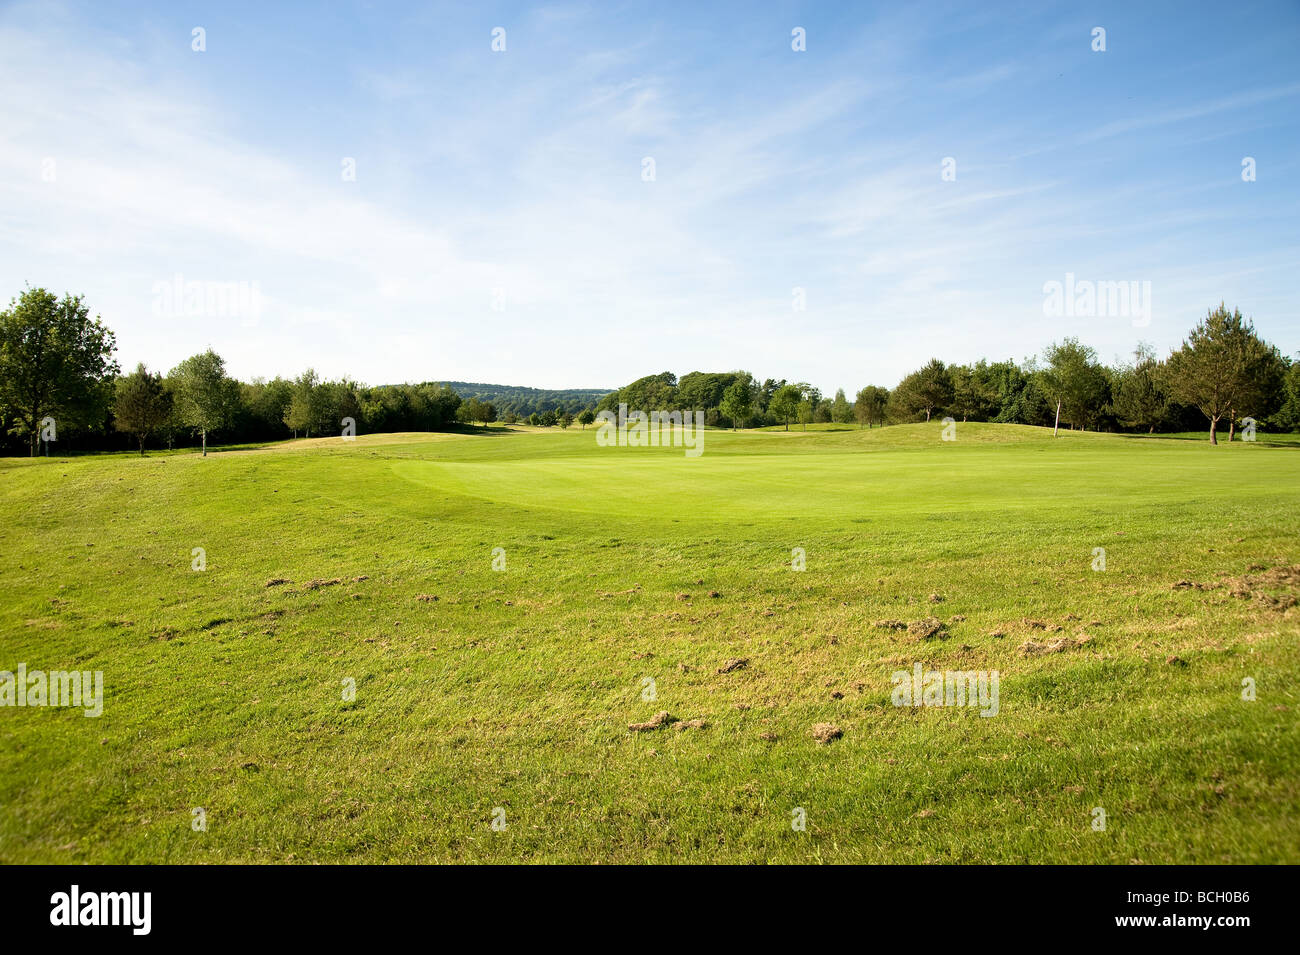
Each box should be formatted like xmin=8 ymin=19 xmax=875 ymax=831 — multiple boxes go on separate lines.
xmin=1 ymin=422 xmax=1297 ymax=862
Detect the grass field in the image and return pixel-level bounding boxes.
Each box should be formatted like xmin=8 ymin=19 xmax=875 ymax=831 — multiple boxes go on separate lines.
xmin=2 ymin=422 xmax=1298 ymax=863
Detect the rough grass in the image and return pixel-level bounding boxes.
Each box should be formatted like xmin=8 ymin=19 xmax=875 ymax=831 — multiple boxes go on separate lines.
xmin=1 ymin=422 xmax=1297 ymax=863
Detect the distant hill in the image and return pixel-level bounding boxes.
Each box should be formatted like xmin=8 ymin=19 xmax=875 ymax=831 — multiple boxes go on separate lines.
xmin=443 ymin=381 xmax=612 ymax=419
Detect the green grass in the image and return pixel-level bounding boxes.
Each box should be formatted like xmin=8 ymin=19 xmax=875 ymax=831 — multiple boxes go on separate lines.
xmin=1 ymin=422 xmax=1298 ymax=863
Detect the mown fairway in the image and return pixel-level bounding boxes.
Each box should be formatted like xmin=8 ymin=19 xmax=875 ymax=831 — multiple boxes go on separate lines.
xmin=1 ymin=423 xmax=1298 ymax=863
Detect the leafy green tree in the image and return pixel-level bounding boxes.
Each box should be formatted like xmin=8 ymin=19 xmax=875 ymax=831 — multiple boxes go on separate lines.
xmin=718 ymin=379 xmax=753 ymax=429
xmin=558 ymin=410 xmax=573 ymax=429
xmin=890 ymin=359 xmax=953 ymax=422
xmin=158 ymin=382 xmax=186 ymax=450
xmin=577 ymin=408 xmax=596 ymax=429
xmin=113 ymin=363 xmax=172 ymax=454
xmin=986 ymin=360 xmax=1049 ymax=425
xmin=1164 ymin=304 xmax=1279 ymax=444
xmin=539 ymin=409 xmax=557 ymax=427
xmin=1039 ymin=339 xmax=1109 ymax=432
xmin=0 ymin=287 xmax=118 ymax=455
xmin=618 ymin=372 xmax=677 ymax=411
xmin=458 ymin=397 xmax=484 ymax=427
xmin=1112 ymin=345 xmax=1169 ymax=433
xmin=326 ymin=379 xmax=361 ymax=435
xmin=1226 ymin=342 xmax=1286 ymax=441
xmin=242 ymin=377 xmax=293 ymax=439
xmin=854 ymin=385 xmax=889 ymax=428
xmin=768 ymin=384 xmax=802 ymax=430
xmin=948 ymin=364 xmax=996 ymax=422
xmin=1270 ymin=359 xmax=1300 ymax=432
xmin=169 ymin=349 xmax=239 ymax=456
xmin=797 ymin=398 xmax=814 ymax=430
xmin=830 ymin=389 xmax=852 ymax=424
xmin=284 ymin=369 xmax=325 ymax=437
xmin=757 ymin=378 xmax=785 ymax=415
xmin=676 ymin=371 xmax=742 ymax=412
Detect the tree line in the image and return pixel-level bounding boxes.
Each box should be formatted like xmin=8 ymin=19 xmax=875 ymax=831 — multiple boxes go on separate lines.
xmin=1 ymin=287 xmax=1296 ymax=455
xmin=591 ymin=305 xmax=1298 ymax=444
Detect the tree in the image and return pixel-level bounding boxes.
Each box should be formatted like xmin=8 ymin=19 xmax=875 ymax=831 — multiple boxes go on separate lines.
xmin=618 ymin=371 xmax=677 ymax=412
xmin=458 ymin=397 xmax=485 ymax=427
xmin=1112 ymin=344 xmax=1168 ymax=433
xmin=284 ymin=368 xmax=324 ymax=437
xmin=170 ymin=349 xmax=238 ymax=456
xmin=796 ymin=398 xmax=814 ymax=430
xmin=768 ymin=384 xmax=802 ymax=430
xmin=757 ymin=378 xmax=785 ymax=415
xmin=987 ymin=359 xmax=1049 ymax=426
xmin=539 ymin=409 xmax=557 ymax=427
xmin=1164 ymin=304 xmax=1278 ymax=444
xmin=1038 ymin=339 xmax=1109 ymax=432
xmin=158 ymin=381 xmax=185 ymax=450
xmin=243 ymin=377 xmax=293 ymax=440
xmin=558 ymin=410 xmax=573 ymax=429
xmin=947 ymin=364 xmax=996 ymax=422
xmin=854 ymin=385 xmax=889 ymax=428
xmin=718 ymin=379 xmax=753 ymax=430
xmin=830 ymin=388 xmax=852 ymax=424
xmin=1226 ymin=342 xmax=1286 ymax=441
xmin=1270 ymin=358 xmax=1300 ymax=432
xmin=113 ymin=363 xmax=172 ymax=454
xmin=0 ymin=288 xmax=118 ymax=455
xmin=318 ymin=378 xmax=362 ymax=435
xmin=890 ymin=359 xmax=953 ymax=422
xmin=577 ymin=408 xmax=596 ymax=429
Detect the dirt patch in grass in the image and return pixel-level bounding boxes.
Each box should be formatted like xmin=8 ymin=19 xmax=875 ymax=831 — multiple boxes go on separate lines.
xmin=717 ymin=658 xmax=749 ymax=674
xmin=1172 ymin=564 xmax=1300 ymax=612
xmin=908 ymin=617 xmax=946 ymax=640
xmin=629 ymin=711 xmax=675 ymax=732
xmin=811 ymin=723 xmax=843 ymax=744
xmin=1019 ymin=634 xmax=1092 ymax=656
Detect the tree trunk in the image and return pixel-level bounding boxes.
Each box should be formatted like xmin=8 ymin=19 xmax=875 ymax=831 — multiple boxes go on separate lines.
xmin=202 ymin=431 xmax=207 ymax=456
xmin=925 ymin=409 xmax=931 ymax=421
xmin=139 ymin=435 xmax=145 ymax=456
xmin=1052 ymin=399 xmax=1061 ymax=437
xmin=1228 ymin=418 xmax=1236 ymax=442
xmin=1209 ymin=417 xmax=1218 ymax=445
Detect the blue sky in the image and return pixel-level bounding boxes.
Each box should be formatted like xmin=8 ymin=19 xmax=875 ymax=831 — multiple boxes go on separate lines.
xmin=2 ymin=0 xmax=1297 ymax=393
